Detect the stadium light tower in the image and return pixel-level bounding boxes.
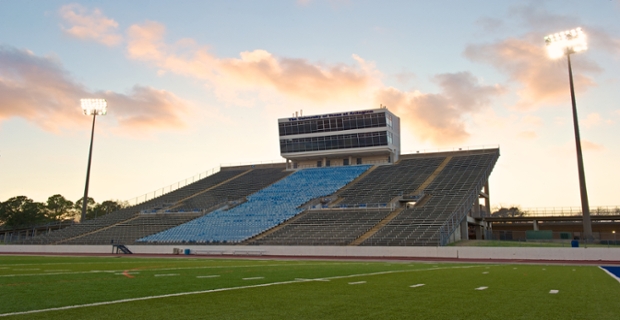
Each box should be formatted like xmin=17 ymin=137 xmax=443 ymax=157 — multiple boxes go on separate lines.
xmin=80 ymin=99 xmax=107 ymax=223
xmin=544 ymin=28 xmax=592 ymax=240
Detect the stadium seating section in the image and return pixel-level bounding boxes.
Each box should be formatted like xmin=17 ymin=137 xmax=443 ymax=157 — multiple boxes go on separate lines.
xmin=17 ymin=149 xmax=499 ymax=246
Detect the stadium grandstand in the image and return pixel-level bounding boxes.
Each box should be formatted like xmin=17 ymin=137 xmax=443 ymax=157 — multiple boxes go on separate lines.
xmin=9 ymin=108 xmax=500 ymax=247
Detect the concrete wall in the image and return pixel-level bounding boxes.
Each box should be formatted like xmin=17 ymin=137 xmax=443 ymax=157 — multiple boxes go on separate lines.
xmin=1 ymin=245 xmax=618 ymax=262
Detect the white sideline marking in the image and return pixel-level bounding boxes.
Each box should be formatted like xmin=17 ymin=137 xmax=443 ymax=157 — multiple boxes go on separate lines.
xmin=599 ymin=267 xmax=620 ymax=284
xmin=0 ymin=262 xmax=342 ymax=278
xmin=482 ymin=272 xmax=489 ymax=274
xmin=549 ymin=290 xmax=559 ymax=294
xmin=475 ymin=286 xmax=488 ymax=290
xmin=45 ymin=270 xmax=70 ymax=272
xmin=243 ymin=277 xmax=264 ymax=280
xmin=0 ymin=265 xmax=489 ymax=317
xmin=17 ymin=268 xmax=39 ymax=271
xmin=410 ymin=284 xmax=425 ymax=288
xmin=348 ymin=281 xmax=366 ymax=285
xmin=155 ymin=274 xmax=179 ymax=277
xmin=196 ymin=275 xmax=220 ymax=279
xmin=296 ymin=278 xmax=329 ymax=282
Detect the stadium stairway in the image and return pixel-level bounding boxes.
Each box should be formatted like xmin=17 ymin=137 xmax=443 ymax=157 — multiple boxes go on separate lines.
xmin=348 ymin=156 xmax=452 ymax=246
xmin=138 ymin=165 xmax=372 ymax=244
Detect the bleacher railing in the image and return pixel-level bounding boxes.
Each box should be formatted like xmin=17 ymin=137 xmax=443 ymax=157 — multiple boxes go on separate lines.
xmin=125 ymin=167 xmax=222 ymax=206
xmin=308 ymin=203 xmax=397 ymax=210
xmin=514 ymin=206 xmax=620 ymax=217
xmin=439 ymin=154 xmax=498 ymax=246
xmin=402 ymin=144 xmax=500 ymax=155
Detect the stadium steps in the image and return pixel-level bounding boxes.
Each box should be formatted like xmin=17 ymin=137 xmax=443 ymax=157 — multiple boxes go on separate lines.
xmin=410 ymin=156 xmax=452 ymax=195
xmin=351 ymin=157 xmax=452 ymax=246
xmin=241 ymin=208 xmax=312 ymax=244
xmin=328 ymin=165 xmax=379 ymax=207
xmin=56 ymin=215 xmax=141 ymax=244
xmin=164 ymin=169 xmax=252 ymax=211
xmin=348 ymin=207 xmax=404 ymax=246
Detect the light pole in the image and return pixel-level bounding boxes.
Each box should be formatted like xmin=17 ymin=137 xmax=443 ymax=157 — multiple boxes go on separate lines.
xmin=80 ymin=99 xmax=107 ymax=223
xmin=544 ymin=28 xmax=592 ymax=240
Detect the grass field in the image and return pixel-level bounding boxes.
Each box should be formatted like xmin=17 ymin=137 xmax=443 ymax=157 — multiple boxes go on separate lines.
xmin=0 ymin=255 xmax=619 ymax=319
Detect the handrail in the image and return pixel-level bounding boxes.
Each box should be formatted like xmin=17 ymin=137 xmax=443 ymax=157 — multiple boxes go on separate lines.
xmin=125 ymin=167 xmax=221 ymax=206
xmin=402 ymin=144 xmax=500 ymax=156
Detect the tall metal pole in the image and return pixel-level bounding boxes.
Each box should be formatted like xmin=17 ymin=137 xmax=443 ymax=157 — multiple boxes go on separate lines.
xmin=81 ymin=113 xmax=97 ymax=222
xmin=567 ymin=52 xmax=593 ymax=240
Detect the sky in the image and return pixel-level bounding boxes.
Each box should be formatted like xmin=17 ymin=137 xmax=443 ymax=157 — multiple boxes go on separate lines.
xmin=1 ymin=0 xmax=619 ymax=210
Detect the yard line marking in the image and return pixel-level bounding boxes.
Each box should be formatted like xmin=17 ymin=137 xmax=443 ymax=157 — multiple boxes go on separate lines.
xmin=348 ymin=281 xmax=366 ymax=285
xmin=154 ymin=274 xmax=179 ymax=277
xmin=296 ymin=278 xmax=330 ymax=282
xmin=196 ymin=275 xmax=220 ymax=279
xmin=0 ymin=264 xmax=489 ymax=317
xmin=17 ymin=268 xmax=40 ymax=271
xmin=410 ymin=284 xmax=425 ymax=288
xmin=549 ymin=290 xmax=559 ymax=294
xmin=482 ymin=272 xmax=489 ymax=274
xmin=45 ymin=270 xmax=71 ymax=272
xmin=475 ymin=286 xmax=488 ymax=290
xmin=0 ymin=267 xmax=9 ymax=269
xmin=243 ymin=277 xmax=264 ymax=280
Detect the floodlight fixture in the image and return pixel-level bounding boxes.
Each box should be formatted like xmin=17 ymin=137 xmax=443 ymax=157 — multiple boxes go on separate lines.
xmin=81 ymin=98 xmax=108 ymax=116
xmin=80 ymin=98 xmax=107 ymax=222
xmin=544 ymin=27 xmax=587 ymax=59
xmin=544 ymin=28 xmax=592 ymax=240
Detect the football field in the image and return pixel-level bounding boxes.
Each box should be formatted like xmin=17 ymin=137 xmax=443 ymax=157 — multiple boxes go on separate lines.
xmin=0 ymin=255 xmax=618 ymax=319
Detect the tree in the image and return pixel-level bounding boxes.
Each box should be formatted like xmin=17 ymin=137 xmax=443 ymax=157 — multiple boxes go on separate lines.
xmin=491 ymin=206 xmax=525 ymax=218
xmin=0 ymin=196 xmax=47 ymax=228
xmin=45 ymin=194 xmax=75 ymax=221
xmin=89 ymin=200 xmax=125 ymax=220
xmin=74 ymin=197 xmax=96 ymax=220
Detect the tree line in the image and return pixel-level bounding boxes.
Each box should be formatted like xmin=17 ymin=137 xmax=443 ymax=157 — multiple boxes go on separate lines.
xmin=0 ymin=195 xmax=129 ymax=229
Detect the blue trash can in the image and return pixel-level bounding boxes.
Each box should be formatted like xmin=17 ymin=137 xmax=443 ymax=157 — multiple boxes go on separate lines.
xmin=184 ymin=249 xmax=191 ymax=255
xmin=571 ymin=240 xmax=579 ymax=248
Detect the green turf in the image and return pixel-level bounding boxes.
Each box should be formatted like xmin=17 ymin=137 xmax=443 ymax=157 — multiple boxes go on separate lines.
xmin=0 ymin=256 xmax=618 ymax=319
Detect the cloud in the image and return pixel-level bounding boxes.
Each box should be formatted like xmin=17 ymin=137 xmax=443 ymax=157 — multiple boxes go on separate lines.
xmin=125 ymin=21 xmax=376 ymax=105
xmin=581 ymin=113 xmax=602 ymax=128
xmin=464 ymin=37 xmax=601 ymax=110
xmin=59 ymin=4 xmax=122 ymax=46
xmin=374 ymin=72 xmax=504 ymax=145
xmin=0 ymin=45 xmax=187 ymax=132
xmin=517 ymin=131 xmax=537 ymax=140
xmin=581 ymin=139 xmax=605 ymax=152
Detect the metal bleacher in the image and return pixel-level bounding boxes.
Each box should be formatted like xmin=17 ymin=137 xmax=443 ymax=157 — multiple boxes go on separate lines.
xmin=138 ymin=165 xmax=372 ymax=244
xmin=19 ymin=168 xmax=281 ymax=245
xmin=360 ymin=151 xmax=499 ymax=246
xmin=250 ymin=208 xmax=392 ymax=246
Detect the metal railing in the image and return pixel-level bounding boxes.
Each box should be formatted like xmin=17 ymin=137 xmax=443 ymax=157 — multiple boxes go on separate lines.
xmin=515 ymin=206 xmax=620 ymax=217
xmin=307 ymin=203 xmax=397 ymax=210
xmin=402 ymin=144 xmax=500 ymax=156
xmin=439 ymin=155 xmax=497 ymax=246
xmin=125 ymin=167 xmax=222 ymax=206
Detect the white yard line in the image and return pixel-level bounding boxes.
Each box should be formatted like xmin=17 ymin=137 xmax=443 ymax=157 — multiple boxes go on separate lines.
xmin=242 ymin=277 xmax=265 ymax=280
xmin=0 ymin=264 xmax=487 ymax=317
xmin=196 ymin=275 xmax=220 ymax=278
xmin=348 ymin=281 xmax=366 ymax=285
xmin=154 ymin=274 xmax=179 ymax=277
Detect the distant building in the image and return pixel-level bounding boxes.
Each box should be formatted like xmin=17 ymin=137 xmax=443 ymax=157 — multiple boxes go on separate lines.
xmin=279 ymin=108 xmax=400 ymax=169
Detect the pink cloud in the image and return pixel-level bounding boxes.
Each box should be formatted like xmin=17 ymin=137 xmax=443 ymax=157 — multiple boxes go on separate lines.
xmin=464 ymin=37 xmax=600 ymax=110
xmin=374 ymin=72 xmax=504 ymax=145
xmin=125 ymin=21 xmax=374 ymax=104
xmin=0 ymin=45 xmax=187 ymax=133
xmin=581 ymin=139 xmax=605 ymax=152
xmin=517 ymin=131 xmax=537 ymax=140
xmin=59 ymin=4 xmax=122 ymax=46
